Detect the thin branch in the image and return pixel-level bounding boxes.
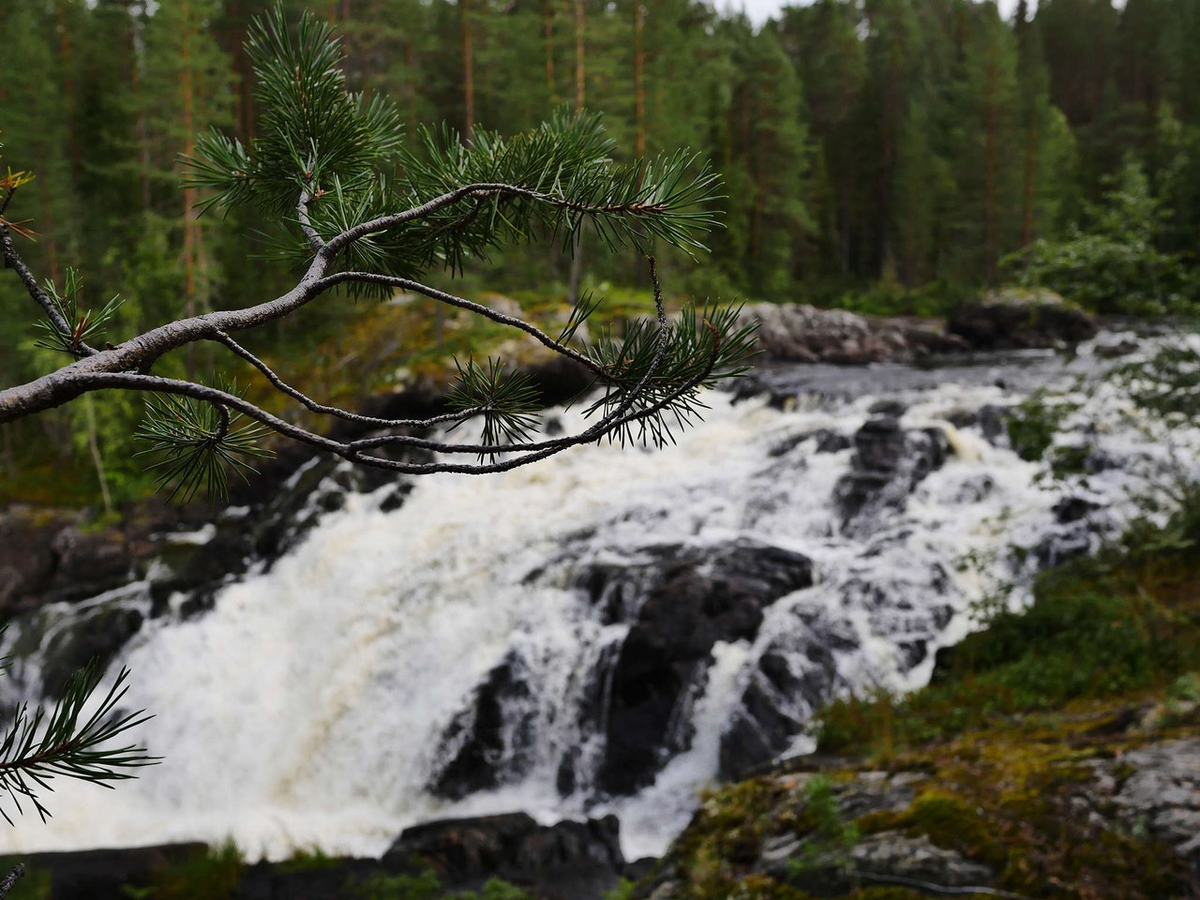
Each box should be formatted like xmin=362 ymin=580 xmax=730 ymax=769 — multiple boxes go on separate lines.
xmin=0 ymin=223 xmax=96 ymax=356
xmin=210 ymin=329 xmax=464 ymax=430
xmin=64 ymin=314 xmax=711 ymax=476
xmin=320 ymin=178 xmax=700 ymax=259
xmin=0 ymin=864 xmax=23 ymax=899
xmin=297 ymin=189 xmax=326 ymax=252
xmin=348 ymin=255 xmax=674 ymax=457
xmin=315 ymin=270 xmax=609 ymax=379
xmin=322 ymin=182 xmax=544 ymax=255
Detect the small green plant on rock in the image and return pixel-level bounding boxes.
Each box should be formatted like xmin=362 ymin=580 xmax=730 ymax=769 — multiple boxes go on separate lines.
xmin=788 ymin=776 xmax=861 ymax=877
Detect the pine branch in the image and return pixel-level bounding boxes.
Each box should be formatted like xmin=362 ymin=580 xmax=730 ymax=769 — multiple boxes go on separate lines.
xmin=0 ymin=5 xmax=754 ymax=502
xmin=0 ymin=662 xmax=158 ymax=825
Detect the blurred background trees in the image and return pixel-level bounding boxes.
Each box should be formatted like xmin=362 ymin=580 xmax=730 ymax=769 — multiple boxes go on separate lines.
xmin=3 ymin=0 xmax=1197 ymax=506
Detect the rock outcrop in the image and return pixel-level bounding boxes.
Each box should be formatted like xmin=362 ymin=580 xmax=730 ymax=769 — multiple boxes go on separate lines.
xmin=741 ymin=303 xmax=968 ymax=365
xmin=948 ymin=289 xmax=1098 ymax=349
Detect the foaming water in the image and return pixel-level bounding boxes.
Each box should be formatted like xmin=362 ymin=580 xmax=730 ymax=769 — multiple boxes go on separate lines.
xmin=1 ymin=336 xmax=1198 ymax=861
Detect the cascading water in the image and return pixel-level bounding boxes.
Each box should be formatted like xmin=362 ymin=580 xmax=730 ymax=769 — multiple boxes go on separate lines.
xmin=0 ymin=332 xmax=1197 ymax=862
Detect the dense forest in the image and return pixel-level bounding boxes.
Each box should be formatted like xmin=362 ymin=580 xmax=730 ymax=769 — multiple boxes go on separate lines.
xmin=2 ymin=0 xmax=1198 ymax=504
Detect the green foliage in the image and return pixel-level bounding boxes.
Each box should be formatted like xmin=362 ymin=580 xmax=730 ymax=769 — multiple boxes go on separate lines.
xmin=787 ymin=775 xmax=860 ymax=877
xmin=1004 ymin=389 xmax=1079 ymax=463
xmin=580 ymin=300 xmax=759 ymax=448
xmin=446 ymin=359 xmax=541 ymax=459
xmin=134 ymin=378 xmax=274 ymax=503
xmin=602 ymin=878 xmax=637 ymax=900
xmin=1004 ymin=159 xmax=1195 ymax=314
xmin=0 ymin=659 xmax=158 ymax=824
xmin=275 ymin=845 xmax=343 ymax=873
xmin=186 ymin=6 xmax=403 ymax=217
xmin=33 ymin=268 xmax=123 ymax=358
xmin=121 ymin=841 xmax=243 ymax=900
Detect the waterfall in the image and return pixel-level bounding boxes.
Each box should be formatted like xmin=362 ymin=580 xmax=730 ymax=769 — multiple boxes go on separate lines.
xmin=0 ymin=334 xmax=1196 ymax=862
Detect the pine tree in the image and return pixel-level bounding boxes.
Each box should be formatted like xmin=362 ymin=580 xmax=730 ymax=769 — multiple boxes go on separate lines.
xmin=1 ymin=6 xmax=756 ymax=495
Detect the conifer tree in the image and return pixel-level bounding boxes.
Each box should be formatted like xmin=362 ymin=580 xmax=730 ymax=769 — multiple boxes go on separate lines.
xmin=0 ymin=6 xmax=755 ymax=498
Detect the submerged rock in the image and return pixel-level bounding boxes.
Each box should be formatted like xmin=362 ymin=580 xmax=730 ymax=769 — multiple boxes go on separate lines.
xmin=592 ymin=540 xmax=814 ymax=795
xmin=834 ymin=417 xmax=950 ymax=531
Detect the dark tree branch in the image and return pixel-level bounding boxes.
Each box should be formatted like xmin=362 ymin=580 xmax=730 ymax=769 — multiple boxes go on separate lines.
xmin=0 ymin=864 xmax=23 ymax=899
xmin=0 ymin=223 xmax=97 ymax=356
xmin=210 ymin=329 xmax=464 ymax=430
xmin=315 ymin=270 xmax=609 ymax=379
xmin=297 ymin=189 xmax=326 ymax=252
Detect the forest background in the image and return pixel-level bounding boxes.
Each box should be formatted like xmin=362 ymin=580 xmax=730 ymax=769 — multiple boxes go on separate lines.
xmin=2 ymin=0 xmax=1196 ymax=509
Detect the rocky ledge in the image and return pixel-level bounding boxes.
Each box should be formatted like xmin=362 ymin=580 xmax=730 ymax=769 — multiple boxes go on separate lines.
xmin=741 ymin=291 xmax=1099 ymax=365
xmin=16 ymin=812 xmax=631 ymax=900
xmin=632 ymin=712 xmax=1200 ymax=900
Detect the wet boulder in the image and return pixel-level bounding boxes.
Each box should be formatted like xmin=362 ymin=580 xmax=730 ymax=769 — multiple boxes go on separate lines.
xmin=948 ymin=290 xmax=1097 ymax=350
xmin=719 ymin=606 xmax=858 ymax=779
xmin=835 ymin=418 xmax=949 ymax=530
xmin=383 ymin=812 xmax=625 ymax=899
xmin=592 ymin=540 xmax=815 ymax=795
xmin=431 ymin=653 xmax=538 ymax=800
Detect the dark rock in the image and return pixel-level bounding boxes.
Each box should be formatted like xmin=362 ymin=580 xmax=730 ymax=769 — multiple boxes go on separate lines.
xmin=768 ymin=429 xmax=850 ymax=458
xmin=854 ymin=418 xmax=906 ymax=473
xmin=740 ymin=304 xmax=968 ymax=366
xmin=432 ymin=653 xmax=538 ymax=800
xmin=595 ymin=541 xmax=814 ymax=795
xmin=835 ymin=420 xmax=949 ymax=529
xmin=867 ymin=399 xmax=907 ymax=417
xmin=383 ymin=812 xmax=625 ymax=899
xmin=40 ymin=604 xmax=145 ymax=697
xmin=949 ymin=298 xmax=1098 ymax=350
xmin=24 ymin=842 xmax=208 ymax=900
xmin=236 ymin=858 xmax=383 ymax=900
xmin=1035 ymin=521 xmax=1095 ymax=569
xmin=815 ymin=431 xmax=853 ymax=454
xmin=1053 ymin=494 xmax=1103 ymax=524
xmin=1093 ymin=336 xmax=1140 ymax=358
xmin=719 ymin=607 xmax=856 ymax=780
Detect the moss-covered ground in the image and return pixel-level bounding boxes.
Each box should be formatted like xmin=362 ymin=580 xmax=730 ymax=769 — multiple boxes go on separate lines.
xmin=637 ymin=490 xmax=1200 ymax=900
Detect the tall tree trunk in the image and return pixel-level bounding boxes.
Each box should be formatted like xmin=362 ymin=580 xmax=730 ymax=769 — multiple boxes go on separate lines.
xmin=84 ymin=396 xmax=114 ymax=518
xmin=405 ymin=37 xmax=418 ymax=128
xmin=543 ymin=0 xmax=556 ymax=104
xmin=983 ymin=52 xmax=998 ymax=284
xmin=57 ymin=2 xmax=81 ymax=180
xmin=131 ymin=16 xmax=151 ymax=211
xmin=634 ymin=1 xmax=645 ymax=158
xmin=574 ymin=0 xmax=585 ymax=110
xmin=1022 ymin=125 xmax=1036 ymax=247
xmin=462 ymin=0 xmax=475 ymax=139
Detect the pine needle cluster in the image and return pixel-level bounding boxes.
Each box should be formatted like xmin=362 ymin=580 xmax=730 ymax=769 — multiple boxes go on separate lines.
xmin=2 ymin=2 xmax=756 ymax=498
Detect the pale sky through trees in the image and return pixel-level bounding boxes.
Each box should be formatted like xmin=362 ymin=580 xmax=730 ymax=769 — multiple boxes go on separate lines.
xmin=732 ymin=0 xmax=1025 ymax=25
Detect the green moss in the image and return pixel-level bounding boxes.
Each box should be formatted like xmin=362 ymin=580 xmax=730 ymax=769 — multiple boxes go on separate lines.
xmin=121 ymin=841 xmax=244 ymax=900
xmin=275 ymin=845 xmax=344 ymax=873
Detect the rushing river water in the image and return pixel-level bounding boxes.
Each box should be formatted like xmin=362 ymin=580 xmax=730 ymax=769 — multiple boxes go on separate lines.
xmin=1 ymin=332 xmax=1197 ymax=861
